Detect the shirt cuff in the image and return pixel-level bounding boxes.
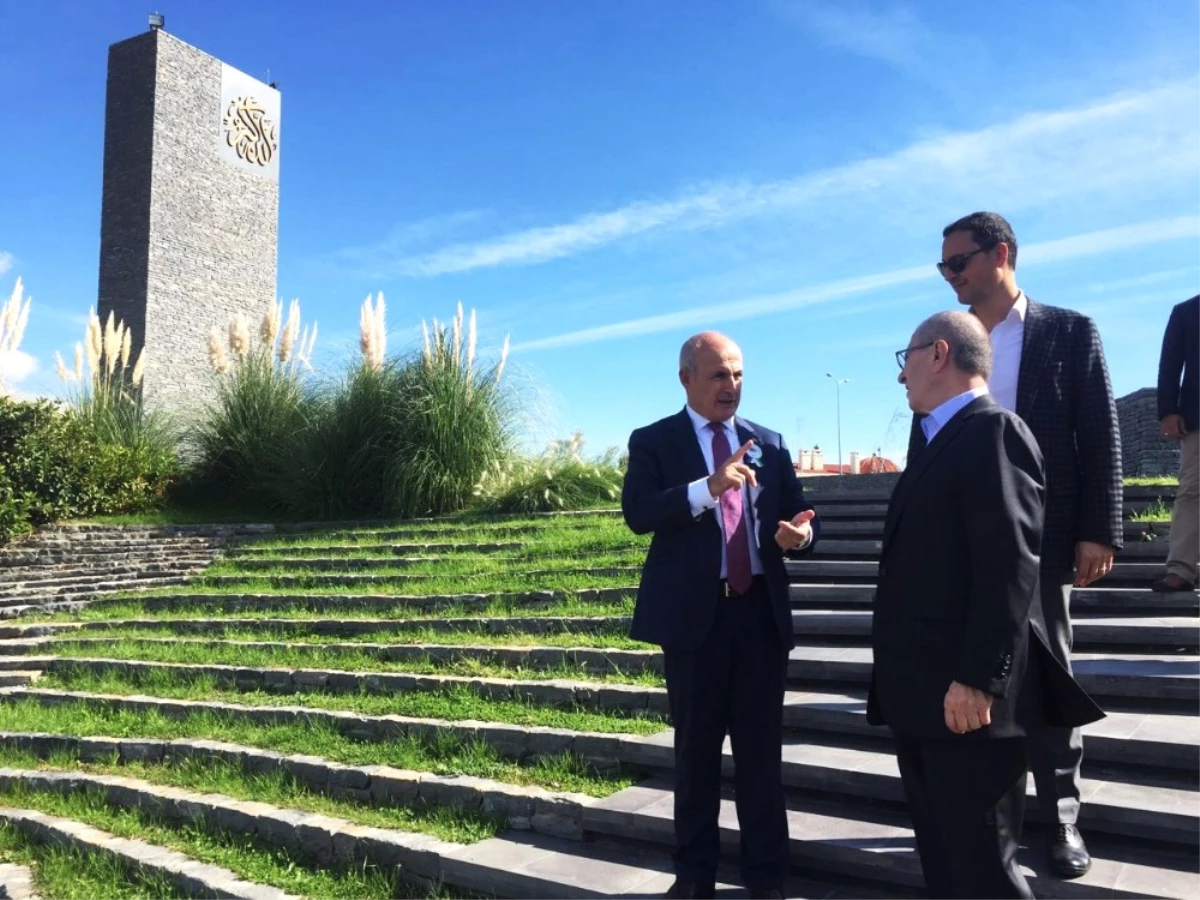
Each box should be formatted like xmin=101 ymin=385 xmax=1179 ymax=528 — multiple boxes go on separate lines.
xmin=688 ymin=477 xmax=718 ymax=517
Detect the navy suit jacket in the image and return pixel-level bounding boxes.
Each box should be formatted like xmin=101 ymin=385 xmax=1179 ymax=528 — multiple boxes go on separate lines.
xmin=621 ymin=408 xmax=817 ymax=651
xmin=1158 ymin=295 xmax=1200 ymax=432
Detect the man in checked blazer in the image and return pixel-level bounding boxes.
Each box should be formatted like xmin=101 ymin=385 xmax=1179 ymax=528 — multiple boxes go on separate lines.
xmin=907 ymin=212 xmax=1123 ymax=879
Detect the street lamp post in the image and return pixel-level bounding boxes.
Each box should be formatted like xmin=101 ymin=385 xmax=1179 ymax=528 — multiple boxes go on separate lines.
xmin=826 ymin=373 xmax=850 ymax=478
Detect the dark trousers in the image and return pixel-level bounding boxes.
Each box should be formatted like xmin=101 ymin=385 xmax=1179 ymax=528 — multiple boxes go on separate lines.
xmin=895 ymin=735 xmax=1032 ymax=899
xmin=662 ymin=582 xmax=789 ymax=893
xmin=1029 ymin=571 xmax=1083 ymax=825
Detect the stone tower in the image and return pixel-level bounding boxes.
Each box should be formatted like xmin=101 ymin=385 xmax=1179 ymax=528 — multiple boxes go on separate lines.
xmin=97 ymin=20 xmax=280 ymax=415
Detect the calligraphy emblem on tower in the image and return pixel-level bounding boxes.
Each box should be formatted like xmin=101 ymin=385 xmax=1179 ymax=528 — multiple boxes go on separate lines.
xmin=222 ymin=96 xmax=278 ymax=166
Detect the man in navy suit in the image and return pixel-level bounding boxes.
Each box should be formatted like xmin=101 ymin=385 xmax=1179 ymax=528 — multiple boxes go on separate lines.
xmin=622 ymin=331 xmax=818 ymax=900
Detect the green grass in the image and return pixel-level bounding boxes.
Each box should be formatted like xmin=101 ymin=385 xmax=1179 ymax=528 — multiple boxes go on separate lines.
xmin=36 ymin=666 xmax=669 ymax=735
xmin=67 ymin=622 xmax=649 ymax=650
xmin=0 ymin=698 xmax=632 ymax=796
xmin=150 ymin=570 xmax=637 ymax=598
xmin=0 ymin=745 xmax=501 ymax=843
xmin=48 ymin=637 xmax=665 ymax=686
xmin=0 ymin=780 xmax=427 ymax=899
xmin=1129 ymin=498 xmax=1172 ymax=522
xmin=1125 ymin=475 xmax=1179 ymax=486
xmin=18 ymin=593 xmax=637 ymax=625
xmin=0 ymin=821 xmax=191 ymax=900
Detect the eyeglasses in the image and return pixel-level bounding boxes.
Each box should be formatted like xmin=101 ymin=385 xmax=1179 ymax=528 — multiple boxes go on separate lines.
xmin=936 ymin=247 xmax=988 ymax=277
xmin=895 ymin=341 xmax=935 ymax=370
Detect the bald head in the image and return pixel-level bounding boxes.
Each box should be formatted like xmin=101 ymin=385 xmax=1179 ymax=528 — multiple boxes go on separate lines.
xmin=679 ymin=331 xmax=744 ymax=422
xmin=680 ymin=331 xmax=740 ymax=375
xmin=914 ymin=311 xmax=992 ymax=379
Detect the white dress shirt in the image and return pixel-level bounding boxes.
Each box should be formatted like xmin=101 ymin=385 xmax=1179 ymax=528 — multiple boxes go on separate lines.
xmin=988 ymin=292 xmax=1026 ymax=413
xmin=683 ymin=405 xmax=765 ymax=578
xmin=921 ymin=387 xmax=990 ymax=444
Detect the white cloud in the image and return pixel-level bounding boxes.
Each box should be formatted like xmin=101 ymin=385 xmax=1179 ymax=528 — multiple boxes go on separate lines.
xmin=381 ymin=79 xmax=1199 ymax=278
xmin=0 ymin=252 xmax=12 ymax=277
xmin=513 ymin=216 xmax=1200 ymax=353
xmin=0 ymin=349 xmax=38 ymax=389
xmin=773 ymin=1 xmax=934 ymax=71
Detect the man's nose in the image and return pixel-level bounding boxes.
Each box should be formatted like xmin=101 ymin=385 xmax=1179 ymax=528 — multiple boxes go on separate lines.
xmin=897 ymin=371 xmax=906 ymax=385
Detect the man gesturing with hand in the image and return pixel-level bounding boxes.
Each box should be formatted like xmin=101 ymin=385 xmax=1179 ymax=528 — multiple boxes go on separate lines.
xmin=622 ymin=331 xmax=818 ymax=900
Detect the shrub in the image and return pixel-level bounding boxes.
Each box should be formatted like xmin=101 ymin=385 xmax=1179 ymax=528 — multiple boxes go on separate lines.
xmin=475 ymin=432 xmax=624 ymax=514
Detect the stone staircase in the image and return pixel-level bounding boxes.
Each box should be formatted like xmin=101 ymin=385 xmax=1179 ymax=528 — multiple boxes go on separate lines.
xmin=0 ymin=525 xmax=267 ymax=618
xmin=0 ymin=488 xmax=1193 ymax=898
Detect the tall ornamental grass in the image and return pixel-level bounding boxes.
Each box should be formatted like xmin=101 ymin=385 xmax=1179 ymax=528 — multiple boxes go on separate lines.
xmin=474 ymin=431 xmax=624 ymax=513
xmin=190 ymin=300 xmax=316 ymax=507
xmin=277 ymin=297 xmax=517 ymax=519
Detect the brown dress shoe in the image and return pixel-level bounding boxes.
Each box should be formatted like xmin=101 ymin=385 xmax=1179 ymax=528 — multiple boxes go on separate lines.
xmin=661 ymin=880 xmax=716 ymax=899
xmin=1151 ymin=573 xmax=1196 ymax=593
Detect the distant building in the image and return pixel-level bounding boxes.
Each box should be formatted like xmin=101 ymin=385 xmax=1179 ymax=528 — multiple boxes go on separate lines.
xmin=794 ymin=446 xmax=898 ymax=476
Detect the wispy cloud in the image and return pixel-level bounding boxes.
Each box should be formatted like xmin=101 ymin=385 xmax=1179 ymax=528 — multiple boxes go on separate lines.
xmin=513 ymin=216 xmax=1200 ymax=353
xmin=772 ymin=1 xmax=940 ymax=73
xmin=0 ymin=251 xmax=13 ymax=277
xmin=376 ymin=79 xmax=1198 ymax=278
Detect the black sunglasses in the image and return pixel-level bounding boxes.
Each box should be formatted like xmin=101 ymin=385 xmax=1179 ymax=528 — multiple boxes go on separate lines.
xmin=895 ymin=341 xmax=935 ymax=370
xmin=936 ymin=247 xmax=988 ymax=277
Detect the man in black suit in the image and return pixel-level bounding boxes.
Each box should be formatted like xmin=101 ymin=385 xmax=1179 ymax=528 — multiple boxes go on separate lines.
xmin=908 ymin=212 xmax=1122 ymax=877
xmin=1152 ymin=294 xmax=1200 ymax=592
xmin=622 ymin=331 xmax=819 ymax=900
xmin=875 ymin=310 xmax=1104 ymax=899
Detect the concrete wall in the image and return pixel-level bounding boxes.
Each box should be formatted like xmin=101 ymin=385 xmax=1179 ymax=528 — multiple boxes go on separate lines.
xmin=98 ymin=28 xmax=279 ymax=417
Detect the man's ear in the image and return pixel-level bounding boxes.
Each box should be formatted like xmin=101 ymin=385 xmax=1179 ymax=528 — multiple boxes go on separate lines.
xmin=679 ymin=369 xmax=691 ymax=389
xmin=931 ymin=339 xmax=950 ymax=371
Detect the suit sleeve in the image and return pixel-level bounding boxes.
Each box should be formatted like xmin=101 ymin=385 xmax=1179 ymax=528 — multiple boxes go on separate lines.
xmin=1071 ymin=317 xmax=1124 ymax=551
xmin=621 ymin=426 xmax=698 ymax=536
xmin=1158 ymin=304 xmax=1185 ymax=420
xmin=778 ymin=434 xmax=819 ymax=556
xmin=956 ymin=416 xmax=1046 ymax=697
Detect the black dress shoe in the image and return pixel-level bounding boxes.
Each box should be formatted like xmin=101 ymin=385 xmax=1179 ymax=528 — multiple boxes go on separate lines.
xmin=1048 ymin=824 xmax=1092 ymax=878
xmin=661 ymin=879 xmax=716 ymax=899
xmin=753 ymin=890 xmax=784 ymax=899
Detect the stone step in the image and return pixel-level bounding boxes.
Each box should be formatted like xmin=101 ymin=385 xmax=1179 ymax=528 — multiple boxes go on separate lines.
xmin=196 ymin=567 xmax=642 ymax=587
xmin=620 ymin=732 xmax=1198 ymax=845
xmin=0 ymin=575 xmax=192 ymax=607
xmin=787 ymin=560 xmax=1166 ymax=586
xmin=0 ymin=615 xmax=634 ymax=641
xmin=788 ymin=584 xmax=1200 ymax=616
xmin=0 ymin=807 xmax=292 ymax=900
xmin=810 ymin=538 xmax=1171 ymax=560
xmin=0 ymin=731 xmax=594 ymax=841
xmin=785 ymin=645 xmax=1200 ymax=706
xmin=0 ymin=862 xmax=38 ymax=900
xmin=228 ymin=556 xmax=442 ymax=571
xmin=38 ymin=657 xmax=671 ymax=716
xmin=583 ymin=779 xmax=1200 ymax=899
xmin=439 ymin=832 xmax=898 ymax=899
xmin=0 ymin=672 xmax=40 ymax=688
xmin=0 ymin=548 xmax=217 ymax=567
xmin=90 ymin=587 xmax=634 ymax=616
xmin=790 ymin=609 xmax=1200 ymax=650
xmin=774 ymin=688 xmax=1200 ymax=772
xmin=0 ymin=567 xmax=204 ymax=595
xmin=815 ymin=520 xmax=1170 ymax=541
xmin=223 ymin=541 xmax=525 ymax=558
xmin=46 ymin=636 xmax=660 ymax=677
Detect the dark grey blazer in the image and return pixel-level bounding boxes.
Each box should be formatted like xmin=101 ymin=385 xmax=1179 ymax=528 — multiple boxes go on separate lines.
xmin=908 ymin=299 xmax=1123 ymax=572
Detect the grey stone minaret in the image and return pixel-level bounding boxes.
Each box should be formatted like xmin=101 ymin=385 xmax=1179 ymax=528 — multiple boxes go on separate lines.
xmin=97 ymin=23 xmax=280 ymax=415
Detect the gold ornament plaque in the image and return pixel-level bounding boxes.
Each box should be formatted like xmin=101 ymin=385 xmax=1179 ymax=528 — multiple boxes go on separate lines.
xmin=222 ymin=96 xmax=278 ymax=166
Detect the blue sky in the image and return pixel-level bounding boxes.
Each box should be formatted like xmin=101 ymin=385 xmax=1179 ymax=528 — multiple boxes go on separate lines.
xmin=2 ymin=0 xmax=1198 ymax=464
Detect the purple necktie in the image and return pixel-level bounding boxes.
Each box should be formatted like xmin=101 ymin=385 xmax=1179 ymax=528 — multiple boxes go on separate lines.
xmin=709 ymin=422 xmax=752 ymax=594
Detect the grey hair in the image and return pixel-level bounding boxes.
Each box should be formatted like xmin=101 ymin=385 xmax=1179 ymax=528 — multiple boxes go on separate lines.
xmin=914 ymin=311 xmax=993 ymax=379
